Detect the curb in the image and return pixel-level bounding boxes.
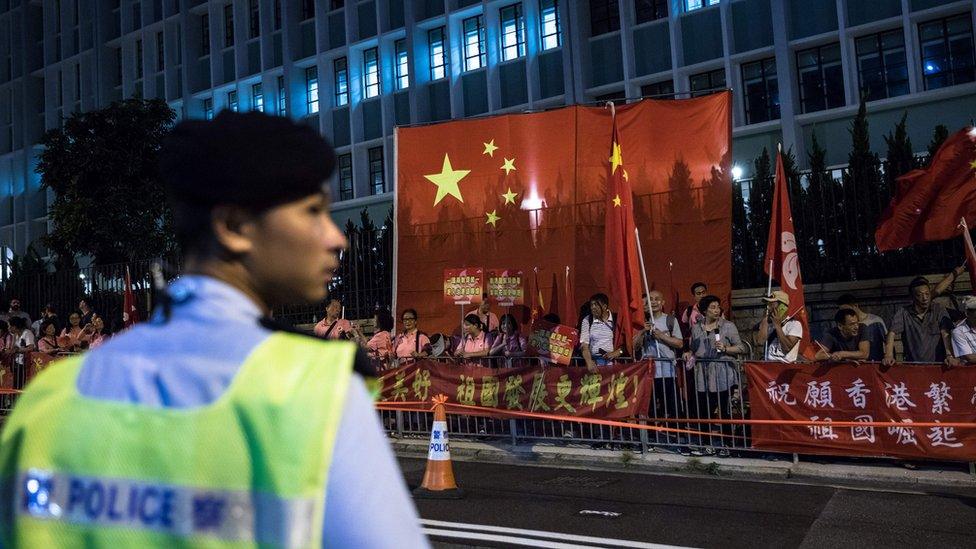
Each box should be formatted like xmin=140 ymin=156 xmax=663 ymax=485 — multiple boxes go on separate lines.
xmin=392 ymin=437 xmax=976 ymax=490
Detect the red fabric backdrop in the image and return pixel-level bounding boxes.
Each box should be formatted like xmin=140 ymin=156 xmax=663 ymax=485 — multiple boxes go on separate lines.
xmin=395 ymin=94 xmax=732 ymax=333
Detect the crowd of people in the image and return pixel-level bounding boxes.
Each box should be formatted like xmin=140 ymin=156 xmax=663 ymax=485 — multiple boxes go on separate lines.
xmin=0 ymin=298 xmax=110 ymax=357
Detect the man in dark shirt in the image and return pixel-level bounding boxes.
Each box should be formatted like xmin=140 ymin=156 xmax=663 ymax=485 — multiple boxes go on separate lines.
xmin=815 ymin=308 xmax=870 ymax=362
xmin=883 ymin=277 xmax=955 ymax=365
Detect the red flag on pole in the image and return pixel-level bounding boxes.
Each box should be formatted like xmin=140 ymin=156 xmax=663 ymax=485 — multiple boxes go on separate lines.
xmin=764 ymin=148 xmax=813 ymax=359
xmin=549 ymin=272 xmax=560 ymax=319
xmin=876 ymin=127 xmax=976 ymax=251
xmin=603 ymin=107 xmax=644 ymax=353
xmin=530 ymin=268 xmax=545 ymax=323
xmin=123 ymin=266 xmax=140 ymax=328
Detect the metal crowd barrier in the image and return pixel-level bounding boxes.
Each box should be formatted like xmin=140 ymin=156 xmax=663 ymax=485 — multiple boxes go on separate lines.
xmin=376 ymin=355 xmax=754 ymax=457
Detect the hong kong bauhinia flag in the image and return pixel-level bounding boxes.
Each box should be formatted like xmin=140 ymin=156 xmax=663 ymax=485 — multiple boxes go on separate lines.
xmin=765 ymin=148 xmax=813 ymax=357
xmin=876 ymin=127 xmax=976 ymax=251
xmin=123 ymin=266 xmax=139 ymax=328
xmin=604 ymin=109 xmax=643 ymax=353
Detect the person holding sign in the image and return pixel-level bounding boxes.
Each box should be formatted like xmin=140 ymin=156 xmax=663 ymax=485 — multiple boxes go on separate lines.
xmin=454 ymin=314 xmax=491 ymax=359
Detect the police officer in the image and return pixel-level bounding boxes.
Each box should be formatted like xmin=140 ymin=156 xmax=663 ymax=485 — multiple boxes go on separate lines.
xmin=0 ymin=111 xmax=429 ymax=547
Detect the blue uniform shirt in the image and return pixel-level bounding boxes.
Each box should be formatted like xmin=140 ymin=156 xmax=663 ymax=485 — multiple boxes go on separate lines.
xmin=75 ymin=275 xmax=429 ymax=548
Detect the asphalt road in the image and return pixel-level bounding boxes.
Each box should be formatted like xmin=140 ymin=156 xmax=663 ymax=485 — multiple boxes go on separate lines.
xmin=400 ymin=458 xmax=976 ymax=548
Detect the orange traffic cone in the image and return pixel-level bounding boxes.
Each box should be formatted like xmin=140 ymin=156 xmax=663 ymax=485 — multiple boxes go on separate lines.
xmin=412 ymin=394 xmax=464 ymax=499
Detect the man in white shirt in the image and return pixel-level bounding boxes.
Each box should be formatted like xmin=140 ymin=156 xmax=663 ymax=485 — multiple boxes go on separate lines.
xmin=757 ymin=290 xmax=802 ymax=363
xmin=950 ymin=296 xmax=976 ymax=365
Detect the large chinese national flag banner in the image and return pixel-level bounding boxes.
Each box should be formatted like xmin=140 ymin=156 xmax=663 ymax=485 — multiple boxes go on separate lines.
xmin=395 ymin=95 xmax=732 ymax=333
xmin=746 ymin=361 xmax=976 ymax=461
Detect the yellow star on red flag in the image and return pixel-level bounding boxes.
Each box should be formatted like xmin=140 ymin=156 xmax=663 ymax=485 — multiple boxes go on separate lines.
xmin=612 ymin=195 xmax=622 ymax=207
xmin=609 ymin=142 xmax=623 ymax=175
xmin=485 ymin=210 xmax=500 ymax=227
xmin=501 ymin=188 xmax=518 ymax=204
xmin=500 ymin=157 xmax=516 ymax=175
xmin=483 ymin=139 xmax=498 ymax=157
xmin=424 ymin=154 xmax=470 ymax=206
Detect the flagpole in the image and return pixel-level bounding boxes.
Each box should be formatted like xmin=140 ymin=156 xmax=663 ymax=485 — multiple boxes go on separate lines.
xmin=634 ymin=227 xmax=660 ymax=357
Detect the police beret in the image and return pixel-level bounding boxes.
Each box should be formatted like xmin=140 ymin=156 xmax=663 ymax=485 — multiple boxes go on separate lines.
xmin=158 ymin=110 xmax=336 ymax=210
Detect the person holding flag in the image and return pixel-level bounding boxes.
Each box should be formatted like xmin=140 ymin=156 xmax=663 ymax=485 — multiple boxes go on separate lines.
xmin=758 ymin=145 xmax=813 ymax=362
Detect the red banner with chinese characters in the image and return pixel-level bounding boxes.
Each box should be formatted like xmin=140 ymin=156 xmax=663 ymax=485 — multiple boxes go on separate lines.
xmin=379 ymin=359 xmax=653 ymax=419
xmin=486 ymin=269 xmax=524 ymax=307
xmin=746 ymin=361 xmax=976 ymax=461
xmin=443 ymin=268 xmax=484 ymax=306
xmin=527 ymin=320 xmax=580 ymax=366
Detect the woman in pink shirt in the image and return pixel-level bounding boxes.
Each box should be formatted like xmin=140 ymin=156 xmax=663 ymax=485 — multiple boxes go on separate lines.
xmin=58 ymin=311 xmax=89 ymax=352
xmin=37 ymin=320 xmax=60 ymax=356
xmin=454 ymin=314 xmax=490 ymax=359
xmin=87 ymin=314 xmax=108 ymax=349
xmin=314 ymin=298 xmax=352 ymax=339
xmin=350 ymin=309 xmax=394 ymax=367
xmin=392 ymin=308 xmax=431 ymax=363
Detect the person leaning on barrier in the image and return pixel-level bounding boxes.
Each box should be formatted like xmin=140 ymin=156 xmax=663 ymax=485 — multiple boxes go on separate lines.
xmin=0 ymin=111 xmax=429 ymax=548
xmin=836 ymin=294 xmax=887 ymax=362
xmin=883 ymin=276 xmax=955 ymax=367
xmin=948 ymin=296 xmax=976 ymax=366
xmin=454 ymin=314 xmax=491 ymax=360
xmin=581 ymin=293 xmax=623 ymax=371
xmin=814 ymin=309 xmax=870 ymax=363
xmin=490 ymin=313 xmax=527 ymax=357
xmin=393 ymin=308 xmax=432 ymax=363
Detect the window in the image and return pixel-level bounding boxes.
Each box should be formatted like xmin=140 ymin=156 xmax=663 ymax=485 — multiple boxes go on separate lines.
xmin=223 ymin=3 xmax=234 ymax=48
xmin=635 ymin=0 xmax=667 ymax=23
xmin=589 ymin=0 xmax=619 ymax=37
xmin=500 ymin=4 xmax=525 ymax=61
xmin=333 ymin=57 xmax=348 ymax=106
xmin=540 ymin=0 xmax=560 ymax=50
xmin=176 ymin=23 xmax=182 ymax=64
xmin=228 ymin=89 xmax=238 ymax=111
xmin=429 ymin=27 xmax=447 ymax=80
xmin=74 ymin=63 xmax=81 ymax=105
xmin=273 ymin=0 xmax=281 ymax=30
xmin=463 ymin=15 xmax=486 ymax=71
xmin=395 ymin=39 xmax=409 ymax=90
xmin=689 ymin=68 xmax=725 ymax=96
xmin=249 ymin=0 xmax=259 ymax=38
xmin=204 ymin=97 xmax=213 ymax=119
xmin=306 ymin=66 xmax=319 ymax=113
xmin=796 ymin=43 xmax=844 ymax=114
xmin=201 ymin=13 xmax=210 ymax=55
xmin=331 ymin=0 xmax=344 ymax=9
xmin=741 ymin=57 xmax=779 ymax=124
xmin=115 ymin=47 xmax=122 ymax=84
xmin=363 ymin=47 xmax=380 ymax=98
xmin=686 ymin=0 xmax=719 ymax=11
xmin=135 ymin=38 xmax=143 ymax=77
xmin=156 ymin=31 xmax=164 ymax=71
xmin=252 ymin=82 xmax=263 ymax=111
xmin=277 ymin=75 xmax=286 ymax=114
xmin=368 ymin=147 xmax=385 ymax=195
xmin=918 ymin=14 xmax=975 ymax=91
xmin=338 ymin=153 xmax=353 ymax=200
xmin=855 ymin=29 xmax=908 ymax=101
xmin=640 ymin=80 xmax=674 ymax=97
xmin=301 ymin=0 xmax=313 ymax=20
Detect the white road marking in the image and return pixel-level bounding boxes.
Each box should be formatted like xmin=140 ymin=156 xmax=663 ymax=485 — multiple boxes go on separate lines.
xmin=420 ymin=519 xmax=694 ymax=548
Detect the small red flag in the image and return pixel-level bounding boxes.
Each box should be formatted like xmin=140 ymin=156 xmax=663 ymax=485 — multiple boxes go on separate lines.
xmin=549 ymin=272 xmax=560 ymax=319
xmin=876 ymin=127 xmax=976 ymax=251
xmin=765 ymin=149 xmax=813 ymax=359
xmin=603 ymin=108 xmax=643 ymax=353
xmin=123 ymin=266 xmax=140 ymax=328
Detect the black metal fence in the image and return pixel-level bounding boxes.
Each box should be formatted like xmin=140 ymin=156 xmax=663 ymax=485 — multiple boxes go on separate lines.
xmin=732 ymin=158 xmax=962 ymax=289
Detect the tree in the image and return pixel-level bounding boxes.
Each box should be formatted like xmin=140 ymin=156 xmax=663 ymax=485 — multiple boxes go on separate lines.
xmin=841 ymin=101 xmax=884 ymax=271
xmin=37 ymin=99 xmax=177 ymax=265
xmin=883 ymin=112 xmax=916 ymax=190
xmin=805 ymin=133 xmax=845 ymax=281
xmin=926 ymin=124 xmax=950 ymax=164
xmin=746 ymin=148 xmax=773 ymax=287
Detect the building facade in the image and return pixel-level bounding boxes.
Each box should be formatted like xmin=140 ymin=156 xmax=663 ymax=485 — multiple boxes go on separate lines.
xmin=0 ymin=0 xmax=974 ymax=257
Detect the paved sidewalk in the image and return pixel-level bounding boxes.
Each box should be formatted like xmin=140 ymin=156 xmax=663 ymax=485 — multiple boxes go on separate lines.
xmin=391 ymin=436 xmax=976 ymax=490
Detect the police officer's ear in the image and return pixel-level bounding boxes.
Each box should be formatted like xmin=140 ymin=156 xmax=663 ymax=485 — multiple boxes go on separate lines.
xmin=210 ymin=204 xmax=260 ymax=255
